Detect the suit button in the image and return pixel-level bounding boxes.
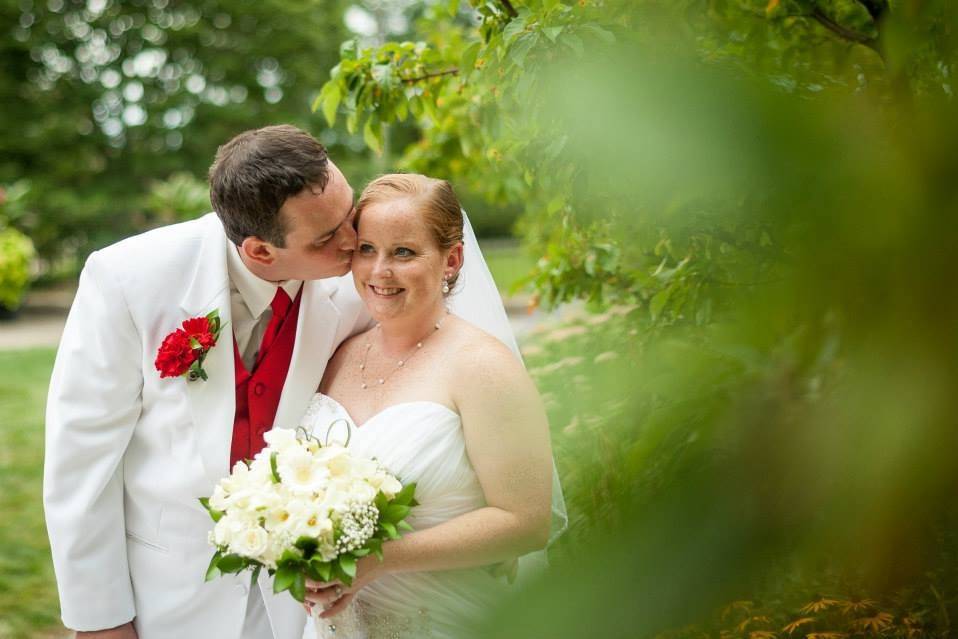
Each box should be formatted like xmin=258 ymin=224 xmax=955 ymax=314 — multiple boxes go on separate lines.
xmin=253 ymin=382 xmax=265 ymax=396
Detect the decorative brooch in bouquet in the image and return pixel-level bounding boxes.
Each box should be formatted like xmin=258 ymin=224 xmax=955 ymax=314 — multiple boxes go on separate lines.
xmin=200 ymin=423 xmax=417 ymax=601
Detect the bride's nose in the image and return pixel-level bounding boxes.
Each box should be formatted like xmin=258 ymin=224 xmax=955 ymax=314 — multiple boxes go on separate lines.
xmin=372 ymin=253 xmax=393 ymax=279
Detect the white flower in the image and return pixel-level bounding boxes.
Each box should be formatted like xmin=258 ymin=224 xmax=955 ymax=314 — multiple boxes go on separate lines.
xmin=315 ymin=445 xmax=352 ymax=477
xmin=278 ymin=448 xmax=330 ymax=494
xmin=263 ymin=427 xmax=300 ymax=454
xmin=209 ymin=484 xmax=229 ymax=511
xmin=379 ymin=475 xmax=402 ymax=499
xmin=231 ymin=524 xmax=270 ymax=559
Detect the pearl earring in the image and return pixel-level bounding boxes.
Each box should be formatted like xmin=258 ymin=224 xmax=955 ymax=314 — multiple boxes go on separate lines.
xmin=441 ymin=276 xmax=450 ymax=294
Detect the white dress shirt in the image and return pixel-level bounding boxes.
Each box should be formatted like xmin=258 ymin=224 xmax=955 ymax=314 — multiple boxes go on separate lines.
xmin=226 ymin=242 xmax=303 ymax=371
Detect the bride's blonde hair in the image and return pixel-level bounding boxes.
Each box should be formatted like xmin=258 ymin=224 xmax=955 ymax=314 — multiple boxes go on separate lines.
xmin=355 ymin=173 xmax=464 ymax=290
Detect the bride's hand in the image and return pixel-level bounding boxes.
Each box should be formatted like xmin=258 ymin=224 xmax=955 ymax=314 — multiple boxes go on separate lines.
xmin=304 ymin=555 xmax=383 ymax=618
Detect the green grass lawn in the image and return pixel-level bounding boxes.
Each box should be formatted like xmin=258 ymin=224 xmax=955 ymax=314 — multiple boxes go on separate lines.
xmin=0 ymin=348 xmax=64 ymax=639
xmin=480 ymin=240 xmax=537 ymax=296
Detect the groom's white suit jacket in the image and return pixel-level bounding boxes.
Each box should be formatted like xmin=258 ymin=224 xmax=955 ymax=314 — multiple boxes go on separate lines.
xmin=44 ymin=213 xmax=368 ymax=638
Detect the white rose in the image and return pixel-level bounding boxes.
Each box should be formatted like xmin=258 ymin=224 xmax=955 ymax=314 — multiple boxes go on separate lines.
xmin=231 ymin=524 xmax=270 ymax=559
xmin=345 ymin=478 xmax=377 ymax=504
xmin=213 ymin=512 xmax=250 ymax=547
xmin=380 ymin=475 xmax=403 ymax=499
xmin=209 ymin=484 xmax=230 ymax=511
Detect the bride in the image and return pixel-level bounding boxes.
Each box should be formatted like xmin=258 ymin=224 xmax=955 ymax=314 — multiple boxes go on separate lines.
xmin=299 ymin=174 xmax=563 ymax=638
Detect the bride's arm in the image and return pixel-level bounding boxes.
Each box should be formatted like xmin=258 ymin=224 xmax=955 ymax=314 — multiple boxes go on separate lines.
xmin=308 ymin=337 xmax=554 ymax=616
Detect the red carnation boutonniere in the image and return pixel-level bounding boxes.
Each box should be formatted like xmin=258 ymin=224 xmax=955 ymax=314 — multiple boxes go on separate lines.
xmin=155 ymin=310 xmax=224 ymax=381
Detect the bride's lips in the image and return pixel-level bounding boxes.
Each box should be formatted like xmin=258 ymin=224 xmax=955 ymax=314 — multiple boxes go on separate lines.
xmin=368 ymin=284 xmax=404 ymax=297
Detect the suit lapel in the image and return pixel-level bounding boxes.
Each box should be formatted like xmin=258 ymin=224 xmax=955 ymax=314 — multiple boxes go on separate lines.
xmin=272 ymin=280 xmax=341 ymax=431
xmin=179 ymin=214 xmax=236 ymax=484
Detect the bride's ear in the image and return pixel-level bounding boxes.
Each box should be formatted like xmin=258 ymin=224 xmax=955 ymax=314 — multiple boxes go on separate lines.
xmin=444 ymin=242 xmax=464 ymax=278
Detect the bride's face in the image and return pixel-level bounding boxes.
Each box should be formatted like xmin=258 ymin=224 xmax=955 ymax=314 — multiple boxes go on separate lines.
xmin=352 ymin=198 xmax=459 ymax=322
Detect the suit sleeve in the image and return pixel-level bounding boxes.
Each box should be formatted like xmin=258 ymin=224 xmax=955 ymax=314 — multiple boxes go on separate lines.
xmin=43 ymin=251 xmax=143 ymax=631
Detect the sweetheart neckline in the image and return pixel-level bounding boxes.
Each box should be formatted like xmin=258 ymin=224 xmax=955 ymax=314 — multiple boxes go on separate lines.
xmin=314 ymin=393 xmax=459 ymax=430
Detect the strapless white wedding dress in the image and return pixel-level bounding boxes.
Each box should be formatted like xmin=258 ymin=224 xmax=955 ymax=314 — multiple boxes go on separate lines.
xmin=299 ymin=393 xmax=511 ymax=639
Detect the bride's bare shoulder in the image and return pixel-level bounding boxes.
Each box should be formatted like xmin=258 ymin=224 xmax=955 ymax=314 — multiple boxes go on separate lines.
xmin=444 ymin=315 xmax=526 ymax=380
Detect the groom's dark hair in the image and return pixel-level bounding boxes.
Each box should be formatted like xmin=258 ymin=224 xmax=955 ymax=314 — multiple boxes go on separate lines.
xmin=208 ymin=124 xmax=330 ymax=247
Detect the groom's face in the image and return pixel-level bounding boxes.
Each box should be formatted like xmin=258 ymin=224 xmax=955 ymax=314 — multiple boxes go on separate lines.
xmin=270 ymin=161 xmax=357 ymax=281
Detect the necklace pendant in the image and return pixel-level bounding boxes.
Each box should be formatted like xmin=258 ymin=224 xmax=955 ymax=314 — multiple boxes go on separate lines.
xmin=361 ymin=383 xmax=367 ymax=389
xmin=378 ymin=378 xmax=385 ymax=385
xmin=416 ymin=342 xmax=422 ymax=349
xmin=397 ymin=360 xmax=404 ymax=367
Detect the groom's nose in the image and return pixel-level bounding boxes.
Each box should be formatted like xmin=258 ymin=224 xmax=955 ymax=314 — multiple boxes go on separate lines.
xmin=336 ymin=214 xmax=357 ymax=249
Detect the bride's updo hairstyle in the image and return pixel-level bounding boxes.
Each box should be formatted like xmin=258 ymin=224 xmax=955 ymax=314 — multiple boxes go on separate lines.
xmin=355 ymin=173 xmax=464 ymax=293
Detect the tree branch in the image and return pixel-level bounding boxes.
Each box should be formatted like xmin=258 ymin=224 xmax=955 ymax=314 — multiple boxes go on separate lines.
xmin=810 ymin=7 xmax=875 ymax=46
xmin=401 ymin=68 xmax=460 ymax=84
xmin=499 ymin=0 xmax=519 ymax=19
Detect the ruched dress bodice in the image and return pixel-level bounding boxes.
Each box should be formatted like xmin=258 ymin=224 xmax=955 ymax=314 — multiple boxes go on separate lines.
xmin=300 ymin=393 xmax=510 ymax=639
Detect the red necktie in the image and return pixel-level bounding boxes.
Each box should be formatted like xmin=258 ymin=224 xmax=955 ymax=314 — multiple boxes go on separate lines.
xmin=256 ymin=287 xmax=292 ymax=366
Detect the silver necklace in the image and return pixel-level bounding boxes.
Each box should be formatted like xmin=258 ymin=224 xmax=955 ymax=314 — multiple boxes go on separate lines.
xmin=359 ymin=310 xmax=449 ymax=390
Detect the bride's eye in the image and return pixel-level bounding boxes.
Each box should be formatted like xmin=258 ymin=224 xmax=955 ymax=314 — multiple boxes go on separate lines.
xmin=395 ymin=247 xmax=415 ymax=257
xmin=358 ymin=243 xmax=375 ymax=254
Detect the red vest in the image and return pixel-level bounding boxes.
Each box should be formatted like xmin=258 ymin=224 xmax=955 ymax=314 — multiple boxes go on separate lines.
xmin=230 ymin=289 xmax=303 ymax=467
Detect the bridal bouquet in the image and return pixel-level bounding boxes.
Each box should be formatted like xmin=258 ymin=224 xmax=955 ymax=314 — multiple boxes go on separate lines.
xmin=200 ymin=426 xmax=417 ymax=601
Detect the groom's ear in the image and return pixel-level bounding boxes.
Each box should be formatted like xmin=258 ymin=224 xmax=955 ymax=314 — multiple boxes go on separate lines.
xmin=240 ymin=236 xmax=278 ymax=266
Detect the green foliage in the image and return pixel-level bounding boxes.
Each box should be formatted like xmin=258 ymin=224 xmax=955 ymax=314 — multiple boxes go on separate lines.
xmin=317 ymin=1 xmax=958 ymax=637
xmin=145 ymin=172 xmax=210 ymax=225
xmin=0 ymin=225 xmax=36 ymax=310
xmin=0 ymin=349 xmax=61 ymax=638
xmin=2 ymin=0 xmax=355 ymax=268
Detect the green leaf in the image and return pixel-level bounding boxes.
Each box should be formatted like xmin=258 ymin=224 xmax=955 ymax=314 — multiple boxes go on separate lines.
xmin=198 ymin=497 xmax=224 ymax=522
xmin=509 ymin=33 xmax=537 ymax=69
xmin=448 ymin=0 xmax=460 ymax=16
xmin=461 ymin=42 xmax=481 ymax=73
xmin=581 ymin=23 xmax=616 ymax=44
xmin=352 ymin=548 xmax=370 ymax=557
xmin=308 ymin=558 xmax=332 ymax=582
xmin=250 ymin=564 xmax=261 ymax=587
xmin=333 ymin=560 xmax=354 ymax=586
xmin=381 ymin=521 xmax=398 ymax=539
xmin=384 ymin=504 xmax=411 ymax=522
xmin=542 ymin=26 xmax=564 ymax=42
xmin=321 ymin=83 xmax=341 ymax=127
xmin=363 ymin=118 xmax=383 ymax=155
xmin=396 ymin=520 xmax=414 ymax=533
xmin=269 ymin=451 xmax=281 ymax=483
xmin=562 ymin=33 xmax=584 ymax=56
xmin=217 ymin=553 xmax=247 ymax=574
xmin=205 ymin=551 xmax=223 ymax=581
xmin=650 ymin=288 xmax=672 ymax=321
xmin=392 ymin=482 xmax=416 ymax=506
xmin=273 ymin=565 xmax=296 ymax=594
xmin=289 ymin=572 xmax=306 ymax=603
xmin=339 ymin=39 xmax=358 ymax=60
xmin=294 ymin=536 xmax=318 ymax=559
xmin=338 ymin=554 xmax=357 ymax=578
xmin=502 ymin=16 xmax=527 ymax=44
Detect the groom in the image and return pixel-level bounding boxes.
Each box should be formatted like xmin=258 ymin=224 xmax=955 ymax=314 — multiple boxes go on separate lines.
xmin=44 ymin=125 xmax=369 ymax=639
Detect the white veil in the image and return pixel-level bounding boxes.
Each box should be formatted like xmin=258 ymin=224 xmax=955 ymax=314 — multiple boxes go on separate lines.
xmin=446 ymin=210 xmax=569 ymax=560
